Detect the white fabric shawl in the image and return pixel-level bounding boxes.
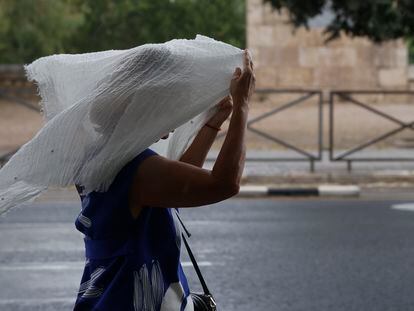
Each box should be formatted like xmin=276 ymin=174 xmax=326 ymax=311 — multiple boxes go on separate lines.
xmin=0 ymin=34 xmax=244 ymax=215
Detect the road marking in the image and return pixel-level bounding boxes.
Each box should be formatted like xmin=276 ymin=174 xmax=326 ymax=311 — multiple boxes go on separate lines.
xmin=318 ymin=185 xmax=360 ymax=197
xmin=0 ymin=261 xmax=215 ymax=271
xmin=0 ymin=262 xmax=83 ymax=271
xmin=0 ymin=297 xmax=75 ymax=305
xmin=391 ymin=203 xmax=414 ymax=212
xmin=182 ymin=261 xmax=214 ymax=267
xmin=239 ymin=186 xmax=268 ymax=196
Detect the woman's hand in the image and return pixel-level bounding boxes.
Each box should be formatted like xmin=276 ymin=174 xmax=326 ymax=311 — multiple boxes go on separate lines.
xmin=206 ymin=95 xmax=233 ymax=128
xmin=230 ymin=49 xmax=256 ymax=108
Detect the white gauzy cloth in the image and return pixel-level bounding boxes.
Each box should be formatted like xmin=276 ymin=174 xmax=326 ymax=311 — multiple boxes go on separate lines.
xmin=0 ymin=34 xmax=244 ymax=215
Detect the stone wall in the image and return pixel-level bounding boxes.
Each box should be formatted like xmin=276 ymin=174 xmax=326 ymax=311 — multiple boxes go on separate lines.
xmin=0 ymin=65 xmax=37 ymax=99
xmin=247 ymin=0 xmax=409 ymax=91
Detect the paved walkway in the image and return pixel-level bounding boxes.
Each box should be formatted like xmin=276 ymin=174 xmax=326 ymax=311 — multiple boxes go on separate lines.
xmin=205 ymin=149 xmax=414 ymax=186
xmin=3 ymin=148 xmax=414 ymax=191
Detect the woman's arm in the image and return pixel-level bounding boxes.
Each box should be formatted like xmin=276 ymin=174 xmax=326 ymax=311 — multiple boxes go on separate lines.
xmin=130 ymin=49 xmax=255 ymax=208
xmin=211 ymin=50 xmax=255 ymax=188
xmin=179 ymin=96 xmax=232 ymax=168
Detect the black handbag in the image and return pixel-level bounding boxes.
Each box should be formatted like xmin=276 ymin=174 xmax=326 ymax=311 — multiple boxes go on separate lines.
xmin=175 ymin=210 xmax=217 ymax=311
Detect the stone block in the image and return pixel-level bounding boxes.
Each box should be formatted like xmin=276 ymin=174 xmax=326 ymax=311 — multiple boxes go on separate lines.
xmin=294 ymin=28 xmax=326 ymax=47
xmin=313 ymin=66 xmax=377 ymax=89
xmin=259 ymin=46 xmax=299 ymax=66
xmin=262 ymin=6 xmax=291 ymax=25
xmin=408 ymin=65 xmax=414 ymax=81
xmin=248 ymin=0 xmax=264 ymax=7
xmin=262 ymin=2 xmax=288 ymax=25
xmin=378 ymin=68 xmax=408 ymax=88
xmin=298 ymin=47 xmax=319 ymax=67
xmin=355 ymin=46 xmax=376 ymax=67
xmin=409 ymin=80 xmax=414 ymax=91
xmin=299 ymin=47 xmax=357 ymax=67
xmin=252 ymin=25 xmax=274 ymax=47
xmin=277 ymin=47 xmax=299 ymax=66
xmin=247 ymin=2 xmax=263 ymax=26
xmin=396 ymin=47 xmax=408 ymax=68
xmin=272 ymin=23 xmax=297 ymax=46
xmin=325 ymin=32 xmax=371 ymax=49
xmin=373 ymin=41 xmax=408 ymax=68
xmin=255 ymin=67 xmax=278 ymax=89
xmin=331 ymin=48 xmax=358 ymax=67
xmin=257 ymin=47 xmax=273 ymax=65
xmin=275 ymin=67 xmax=314 ymax=88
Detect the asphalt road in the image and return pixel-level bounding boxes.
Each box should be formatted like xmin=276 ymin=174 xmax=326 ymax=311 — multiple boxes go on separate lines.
xmin=1 ymin=196 xmax=414 ymax=311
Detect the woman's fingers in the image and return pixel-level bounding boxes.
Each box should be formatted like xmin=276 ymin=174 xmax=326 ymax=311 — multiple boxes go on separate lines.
xmin=242 ymin=49 xmax=253 ymax=71
xmin=243 ymin=49 xmax=249 ymax=71
xmin=220 ymin=100 xmax=233 ymax=110
xmin=230 ymin=50 xmax=255 ymax=103
xmin=233 ymin=67 xmax=242 ymax=79
xmin=217 ymin=95 xmax=231 ymax=105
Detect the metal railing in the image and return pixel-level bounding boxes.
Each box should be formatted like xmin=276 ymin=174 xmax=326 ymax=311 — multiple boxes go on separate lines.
xmin=214 ymin=89 xmax=324 ymax=172
xmin=4 ymin=87 xmax=414 ymax=173
xmin=1 ymin=88 xmax=324 ymax=171
xmin=329 ymin=90 xmax=414 ymax=171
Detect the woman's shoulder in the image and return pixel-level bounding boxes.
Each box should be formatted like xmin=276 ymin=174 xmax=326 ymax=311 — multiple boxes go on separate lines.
xmin=137 ymin=147 xmax=159 ymax=160
xmin=75 ymin=147 xmax=159 ymax=196
xmin=128 ymin=148 xmax=159 ymax=170
xmin=116 ymin=148 xmax=160 ymax=183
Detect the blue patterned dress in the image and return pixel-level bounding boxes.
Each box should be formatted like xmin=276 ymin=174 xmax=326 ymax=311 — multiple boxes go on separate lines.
xmin=74 ymin=148 xmax=194 ymax=311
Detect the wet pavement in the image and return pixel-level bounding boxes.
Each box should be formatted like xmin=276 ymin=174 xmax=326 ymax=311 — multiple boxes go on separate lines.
xmin=1 ymin=195 xmax=414 ymax=310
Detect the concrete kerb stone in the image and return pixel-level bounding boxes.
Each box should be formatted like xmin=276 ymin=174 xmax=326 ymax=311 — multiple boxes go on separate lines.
xmin=241 ymin=170 xmax=414 ymax=186
xmin=38 ymin=184 xmax=361 ymax=201
xmin=318 ymin=185 xmax=360 ymax=197
xmin=238 ymin=184 xmax=361 ymax=197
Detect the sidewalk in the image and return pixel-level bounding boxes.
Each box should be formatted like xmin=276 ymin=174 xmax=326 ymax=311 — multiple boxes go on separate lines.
xmin=6 ymin=148 xmax=414 ymax=203
xmin=205 ymin=149 xmax=414 ymax=187
xmin=4 ymin=148 xmax=414 ymax=188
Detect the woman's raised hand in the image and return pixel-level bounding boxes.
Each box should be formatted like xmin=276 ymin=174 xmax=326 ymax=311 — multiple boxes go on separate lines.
xmin=206 ymin=95 xmax=233 ymax=128
xmin=128 ymin=50 xmax=255 ymax=212
xmin=230 ymin=49 xmax=256 ymax=108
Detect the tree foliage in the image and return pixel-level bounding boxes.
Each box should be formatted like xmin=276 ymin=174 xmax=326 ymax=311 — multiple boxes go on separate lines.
xmin=0 ymin=0 xmax=245 ymax=64
xmin=264 ymin=0 xmax=414 ymax=42
xmin=69 ymin=0 xmax=245 ymax=53
xmin=0 ymin=0 xmax=82 ymax=63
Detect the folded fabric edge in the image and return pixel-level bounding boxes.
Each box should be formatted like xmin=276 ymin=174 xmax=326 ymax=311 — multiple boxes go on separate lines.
xmin=0 ymin=182 xmax=48 ymax=217
xmin=23 ymin=63 xmax=47 ymax=123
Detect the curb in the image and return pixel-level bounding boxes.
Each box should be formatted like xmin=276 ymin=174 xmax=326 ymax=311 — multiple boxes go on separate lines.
xmin=238 ymin=185 xmax=360 ymax=197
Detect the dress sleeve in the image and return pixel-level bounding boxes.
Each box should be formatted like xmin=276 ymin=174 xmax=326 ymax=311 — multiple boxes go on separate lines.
xmin=124 ymin=148 xmax=158 ymax=183
xmin=112 ymin=148 xmax=159 ymax=194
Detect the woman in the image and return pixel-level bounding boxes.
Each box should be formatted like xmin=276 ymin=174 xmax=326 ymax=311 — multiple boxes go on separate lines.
xmin=73 ymin=49 xmax=255 ymax=310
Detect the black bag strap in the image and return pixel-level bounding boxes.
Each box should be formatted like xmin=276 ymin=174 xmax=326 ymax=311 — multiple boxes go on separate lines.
xmin=175 ymin=209 xmax=212 ymax=296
